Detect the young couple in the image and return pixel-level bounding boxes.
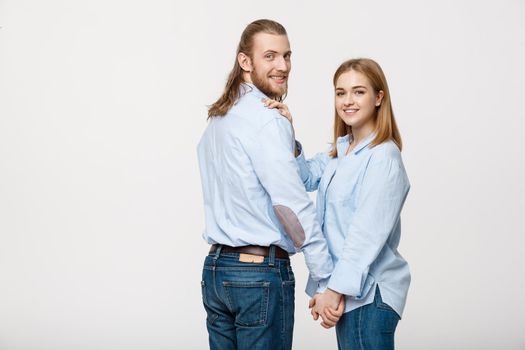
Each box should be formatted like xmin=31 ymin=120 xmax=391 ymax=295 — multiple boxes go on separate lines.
xmin=197 ymin=19 xmax=410 ymax=350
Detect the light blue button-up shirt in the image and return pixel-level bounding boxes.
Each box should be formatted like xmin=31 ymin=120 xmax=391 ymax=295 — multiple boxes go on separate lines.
xmin=197 ymin=84 xmax=333 ymax=281
xmin=298 ymin=133 xmax=411 ymax=317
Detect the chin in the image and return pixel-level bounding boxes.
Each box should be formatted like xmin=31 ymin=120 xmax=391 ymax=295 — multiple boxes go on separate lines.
xmin=269 ymin=81 xmax=286 ymax=93
xmin=339 ymin=117 xmax=353 ymax=126
xmin=272 ymin=86 xmax=287 ymax=97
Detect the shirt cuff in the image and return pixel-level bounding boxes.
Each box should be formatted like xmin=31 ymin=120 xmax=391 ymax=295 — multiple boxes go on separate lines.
xmin=327 ymin=260 xmax=375 ymax=300
xmin=316 ymin=278 xmax=329 ymax=294
xmin=305 ymin=276 xmax=330 ymax=297
xmin=294 ymin=141 xmax=310 ymax=183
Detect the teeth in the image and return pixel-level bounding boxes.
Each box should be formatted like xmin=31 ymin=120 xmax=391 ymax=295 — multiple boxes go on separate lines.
xmin=344 ymin=109 xmax=358 ymax=112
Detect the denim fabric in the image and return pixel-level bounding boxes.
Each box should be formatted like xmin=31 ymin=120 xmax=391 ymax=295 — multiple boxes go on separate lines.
xmin=336 ymin=286 xmax=400 ymax=350
xmin=201 ymin=247 xmax=295 ymax=350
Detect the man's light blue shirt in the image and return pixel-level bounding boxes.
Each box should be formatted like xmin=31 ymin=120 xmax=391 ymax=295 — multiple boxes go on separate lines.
xmin=197 ymin=84 xmax=333 ymax=281
xmin=298 ymin=133 xmax=411 ymax=317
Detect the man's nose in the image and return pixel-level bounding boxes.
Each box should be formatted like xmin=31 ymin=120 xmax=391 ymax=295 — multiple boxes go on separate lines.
xmin=274 ymin=56 xmax=289 ymax=72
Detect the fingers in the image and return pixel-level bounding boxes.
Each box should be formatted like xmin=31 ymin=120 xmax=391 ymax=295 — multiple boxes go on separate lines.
xmin=320 ymin=295 xmax=344 ymax=326
xmin=262 ymin=98 xmax=292 ymax=122
xmin=325 ymin=307 xmax=342 ymax=320
xmin=310 ymin=293 xmax=344 ymax=327
xmin=320 ymin=321 xmax=333 ymax=329
xmin=311 ymin=308 xmax=319 ymax=321
xmin=320 ymin=313 xmax=337 ymax=328
xmin=322 ymin=308 xmax=340 ymax=324
xmin=262 ymin=98 xmax=283 ymax=108
xmin=335 ymin=296 xmax=345 ymax=316
xmin=321 ymin=321 xmax=335 ymax=329
xmin=319 ymin=296 xmax=345 ymax=328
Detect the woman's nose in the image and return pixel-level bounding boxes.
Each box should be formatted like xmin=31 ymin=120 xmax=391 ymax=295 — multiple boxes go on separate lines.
xmin=343 ymin=95 xmax=354 ymax=105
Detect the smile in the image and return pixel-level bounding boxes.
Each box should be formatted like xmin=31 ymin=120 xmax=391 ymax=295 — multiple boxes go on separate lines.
xmin=270 ymin=75 xmax=287 ymax=83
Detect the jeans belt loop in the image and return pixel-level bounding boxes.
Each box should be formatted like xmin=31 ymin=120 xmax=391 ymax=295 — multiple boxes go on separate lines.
xmin=268 ymin=245 xmax=276 ymax=267
xmin=213 ymin=244 xmax=223 ymax=264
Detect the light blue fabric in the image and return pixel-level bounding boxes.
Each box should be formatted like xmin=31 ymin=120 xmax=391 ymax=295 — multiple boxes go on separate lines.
xmin=197 ymin=83 xmax=333 ymax=281
xmin=299 ymin=133 xmax=411 ymax=317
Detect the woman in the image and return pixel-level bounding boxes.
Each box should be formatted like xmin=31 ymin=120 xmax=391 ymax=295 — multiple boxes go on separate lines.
xmin=264 ymin=58 xmax=410 ymax=350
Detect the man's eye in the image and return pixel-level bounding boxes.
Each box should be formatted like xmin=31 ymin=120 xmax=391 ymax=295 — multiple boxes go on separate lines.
xmin=336 ymin=92 xmax=345 ymax=96
xmin=265 ymin=54 xmax=274 ymax=59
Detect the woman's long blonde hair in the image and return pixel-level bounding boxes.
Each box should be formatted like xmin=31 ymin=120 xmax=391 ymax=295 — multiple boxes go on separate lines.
xmin=330 ymin=58 xmax=402 ymax=158
xmin=207 ymin=19 xmax=287 ymax=118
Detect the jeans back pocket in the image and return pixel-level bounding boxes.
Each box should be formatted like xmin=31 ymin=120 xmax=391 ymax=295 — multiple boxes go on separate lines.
xmin=223 ymin=281 xmax=270 ymax=327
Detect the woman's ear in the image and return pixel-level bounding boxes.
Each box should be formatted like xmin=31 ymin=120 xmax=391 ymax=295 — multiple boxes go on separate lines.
xmin=376 ymin=90 xmax=384 ymax=107
xmin=238 ymin=52 xmax=253 ymax=72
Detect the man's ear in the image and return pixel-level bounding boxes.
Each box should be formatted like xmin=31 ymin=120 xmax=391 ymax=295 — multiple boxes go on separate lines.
xmin=238 ymin=52 xmax=253 ymax=72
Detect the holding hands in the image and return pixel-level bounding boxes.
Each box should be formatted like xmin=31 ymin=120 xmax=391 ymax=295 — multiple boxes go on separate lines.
xmin=309 ymin=289 xmax=345 ymax=328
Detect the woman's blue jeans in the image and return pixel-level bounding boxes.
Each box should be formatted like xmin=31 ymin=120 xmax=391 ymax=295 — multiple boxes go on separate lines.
xmin=201 ymin=246 xmax=295 ymax=350
xmin=336 ymin=286 xmax=400 ymax=350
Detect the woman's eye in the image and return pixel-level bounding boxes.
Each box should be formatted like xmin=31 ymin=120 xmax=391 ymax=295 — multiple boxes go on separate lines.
xmin=355 ymin=90 xmax=365 ymax=95
xmin=336 ymin=92 xmax=345 ymax=96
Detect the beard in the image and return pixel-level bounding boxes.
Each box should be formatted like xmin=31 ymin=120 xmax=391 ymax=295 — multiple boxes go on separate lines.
xmin=250 ymin=68 xmax=288 ymax=99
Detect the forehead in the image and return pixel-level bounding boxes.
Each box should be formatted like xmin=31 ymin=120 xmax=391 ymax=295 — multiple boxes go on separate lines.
xmin=336 ymin=70 xmax=372 ymax=88
xmin=251 ymin=33 xmax=290 ymax=53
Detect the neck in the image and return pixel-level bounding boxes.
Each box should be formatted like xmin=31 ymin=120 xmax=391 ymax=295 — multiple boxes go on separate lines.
xmin=242 ymin=72 xmax=253 ymax=84
xmin=242 ymin=77 xmax=280 ymax=100
xmin=351 ymin=123 xmax=375 ymax=145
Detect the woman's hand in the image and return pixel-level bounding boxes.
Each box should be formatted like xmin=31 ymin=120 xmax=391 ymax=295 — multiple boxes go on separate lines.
xmin=262 ymin=98 xmax=293 ymax=125
xmin=262 ymin=98 xmax=299 ymax=157
xmin=309 ymin=289 xmax=345 ymax=329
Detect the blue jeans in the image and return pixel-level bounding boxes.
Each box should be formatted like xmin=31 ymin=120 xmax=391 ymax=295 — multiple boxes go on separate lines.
xmin=201 ymin=246 xmax=295 ymax=350
xmin=336 ymin=286 xmax=400 ymax=350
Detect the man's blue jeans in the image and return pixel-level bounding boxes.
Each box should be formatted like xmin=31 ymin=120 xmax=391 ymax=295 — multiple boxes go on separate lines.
xmin=201 ymin=246 xmax=295 ymax=350
xmin=336 ymin=286 xmax=400 ymax=350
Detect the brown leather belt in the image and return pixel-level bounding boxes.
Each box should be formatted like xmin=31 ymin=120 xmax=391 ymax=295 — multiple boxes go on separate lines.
xmin=209 ymin=244 xmax=289 ymax=259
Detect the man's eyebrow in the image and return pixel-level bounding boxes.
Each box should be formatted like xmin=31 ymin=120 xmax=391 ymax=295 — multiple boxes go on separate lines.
xmin=262 ymin=50 xmax=292 ymax=55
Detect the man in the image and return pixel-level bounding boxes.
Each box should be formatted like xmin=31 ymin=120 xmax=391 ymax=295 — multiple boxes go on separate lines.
xmin=197 ymin=19 xmax=340 ymax=350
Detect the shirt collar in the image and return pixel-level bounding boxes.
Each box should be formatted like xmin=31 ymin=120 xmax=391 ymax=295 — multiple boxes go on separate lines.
xmin=336 ymin=132 xmax=376 ymax=156
xmin=240 ymin=83 xmax=268 ymax=99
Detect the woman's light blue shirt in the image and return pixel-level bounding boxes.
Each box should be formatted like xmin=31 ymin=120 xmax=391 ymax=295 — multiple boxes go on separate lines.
xmin=298 ymin=133 xmax=411 ymax=317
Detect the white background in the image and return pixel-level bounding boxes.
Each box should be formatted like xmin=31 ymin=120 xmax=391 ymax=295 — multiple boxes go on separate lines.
xmin=1 ymin=0 xmax=524 ymax=349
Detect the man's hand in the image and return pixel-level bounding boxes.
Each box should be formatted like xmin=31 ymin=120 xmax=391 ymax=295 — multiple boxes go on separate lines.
xmin=309 ymin=289 xmax=345 ymax=328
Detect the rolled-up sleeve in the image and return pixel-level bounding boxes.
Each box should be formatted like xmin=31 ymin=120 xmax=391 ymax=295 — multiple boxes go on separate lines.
xmin=246 ymin=118 xmax=333 ymax=281
xmin=327 ymin=154 xmax=410 ymax=297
